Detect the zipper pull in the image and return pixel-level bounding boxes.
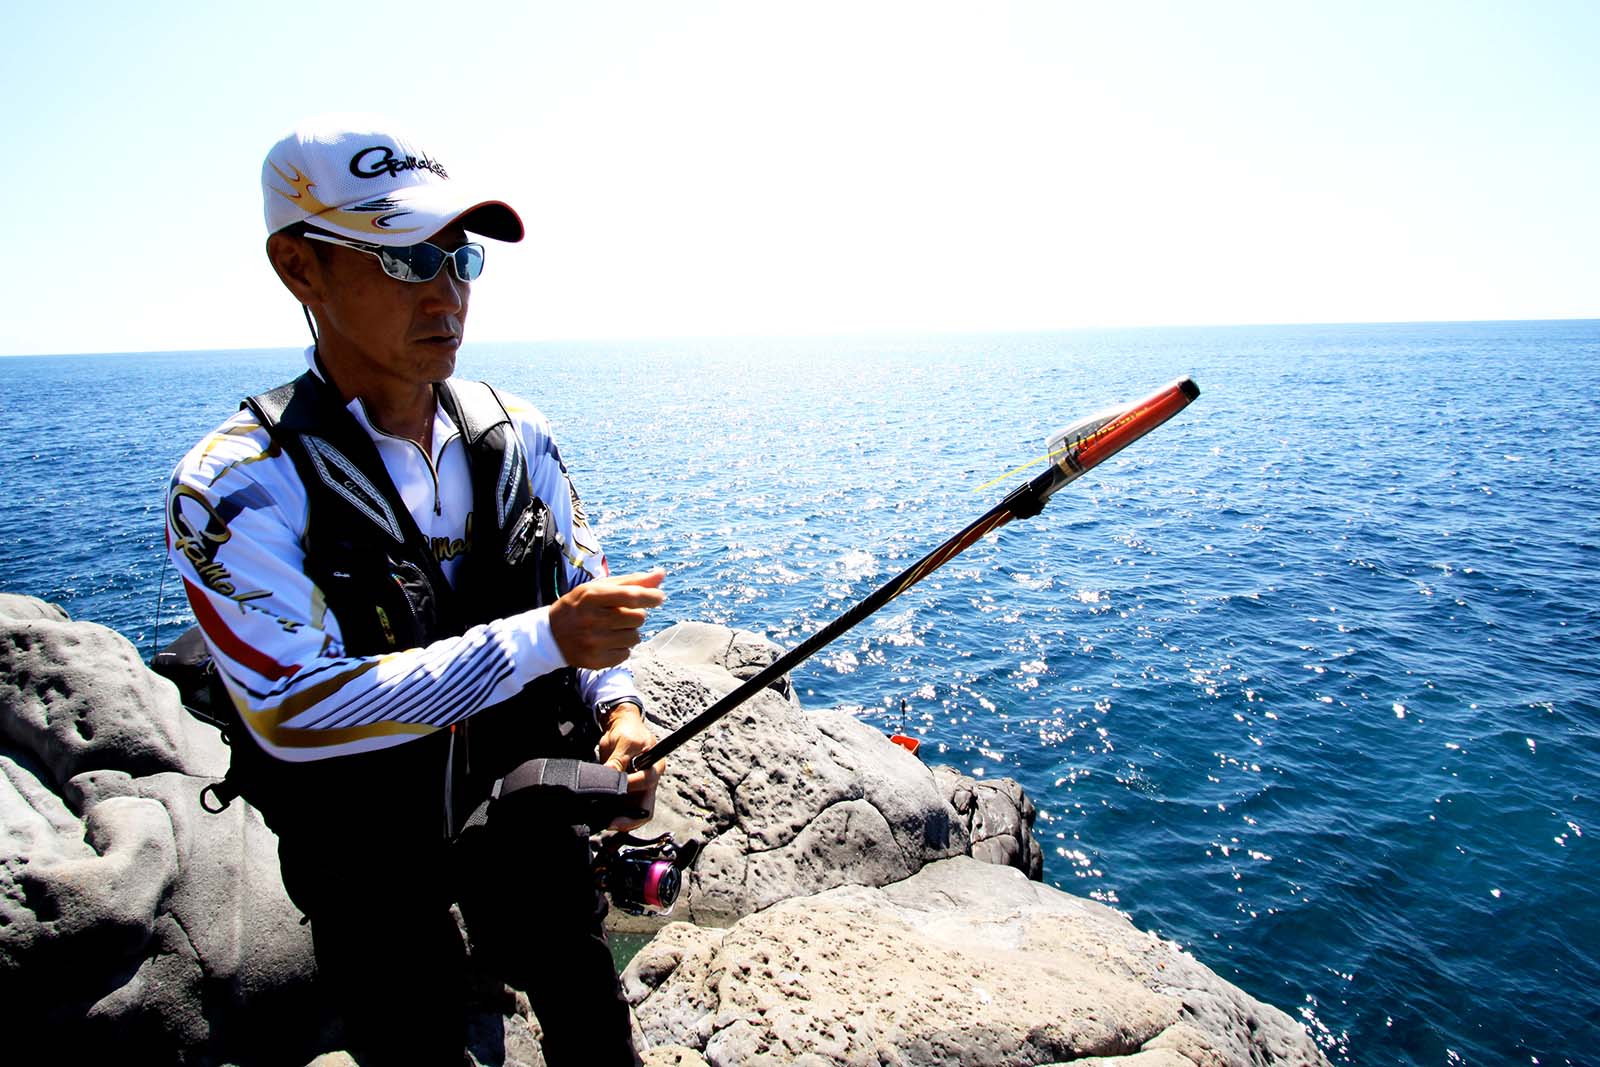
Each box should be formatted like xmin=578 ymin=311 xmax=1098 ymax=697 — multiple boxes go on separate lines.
xmin=505 ymin=506 xmax=537 ymax=566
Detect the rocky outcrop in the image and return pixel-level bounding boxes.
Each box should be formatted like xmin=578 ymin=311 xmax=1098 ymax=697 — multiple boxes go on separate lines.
xmin=1 ymin=599 xmax=1324 ymax=1066
xmin=627 ymin=857 xmax=1330 ymax=1066
xmin=935 ymin=765 xmax=1045 ymax=880
xmin=627 ymin=622 xmax=1042 ymax=926
xmin=0 ymin=594 xmax=325 ymax=1065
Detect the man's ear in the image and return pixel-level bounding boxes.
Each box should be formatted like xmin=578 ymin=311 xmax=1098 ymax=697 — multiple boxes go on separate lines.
xmin=266 ymin=232 xmax=325 ymax=307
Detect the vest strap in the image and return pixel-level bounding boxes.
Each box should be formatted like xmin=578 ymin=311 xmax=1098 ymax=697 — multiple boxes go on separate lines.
xmin=459 ymin=757 xmax=632 ymax=834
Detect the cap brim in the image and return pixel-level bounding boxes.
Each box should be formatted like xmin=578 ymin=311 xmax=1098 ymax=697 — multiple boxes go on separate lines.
xmin=306 ymin=180 xmax=524 ymax=245
xmin=456 ymin=202 xmax=524 ymax=243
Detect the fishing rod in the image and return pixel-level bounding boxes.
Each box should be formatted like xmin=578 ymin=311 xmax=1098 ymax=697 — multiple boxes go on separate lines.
xmin=631 ymin=376 xmax=1201 ymax=772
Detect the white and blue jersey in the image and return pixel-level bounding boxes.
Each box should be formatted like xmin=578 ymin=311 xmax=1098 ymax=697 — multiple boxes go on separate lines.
xmin=166 ymin=350 xmax=637 ymax=763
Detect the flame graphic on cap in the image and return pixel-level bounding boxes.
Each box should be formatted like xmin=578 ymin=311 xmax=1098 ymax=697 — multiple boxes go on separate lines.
xmin=268 ymin=161 xmax=420 ymax=235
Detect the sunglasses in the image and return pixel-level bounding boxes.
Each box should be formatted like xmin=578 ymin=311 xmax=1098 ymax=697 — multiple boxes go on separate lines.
xmin=304 ymin=232 xmax=485 ymax=284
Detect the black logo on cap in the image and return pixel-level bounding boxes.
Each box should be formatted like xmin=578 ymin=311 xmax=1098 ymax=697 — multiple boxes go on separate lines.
xmin=349 ymin=145 xmax=449 ymax=181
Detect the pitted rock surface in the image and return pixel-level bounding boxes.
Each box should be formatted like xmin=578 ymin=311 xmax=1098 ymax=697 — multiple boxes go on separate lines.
xmin=934 ymin=764 xmax=1045 ymax=879
xmin=0 ymin=602 xmax=219 ymax=786
xmin=3 ymin=602 xmax=1318 ymax=1065
xmin=627 ymin=623 xmax=1046 ymax=925
xmin=626 ymin=857 xmax=1331 ymax=1067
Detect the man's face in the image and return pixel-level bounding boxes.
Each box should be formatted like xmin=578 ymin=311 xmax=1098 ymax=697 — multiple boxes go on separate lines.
xmin=307 ymin=223 xmax=473 ymax=392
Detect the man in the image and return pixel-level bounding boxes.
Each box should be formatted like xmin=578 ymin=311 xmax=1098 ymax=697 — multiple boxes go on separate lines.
xmin=166 ymin=114 xmax=666 ymax=1065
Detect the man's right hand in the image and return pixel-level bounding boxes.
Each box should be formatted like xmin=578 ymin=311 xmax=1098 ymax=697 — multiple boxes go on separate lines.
xmin=548 ymin=568 xmax=667 ymax=668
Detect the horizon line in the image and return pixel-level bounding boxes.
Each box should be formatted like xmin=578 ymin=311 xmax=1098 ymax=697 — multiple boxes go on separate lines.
xmin=4 ymin=315 xmax=1597 ymax=360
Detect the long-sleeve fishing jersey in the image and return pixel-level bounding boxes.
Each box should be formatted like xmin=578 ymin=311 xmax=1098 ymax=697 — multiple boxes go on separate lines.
xmin=166 ymin=357 xmax=638 ymax=765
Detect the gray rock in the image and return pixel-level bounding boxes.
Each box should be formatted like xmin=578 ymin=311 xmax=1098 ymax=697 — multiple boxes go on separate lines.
xmin=626 ymin=856 xmax=1330 ymax=1067
xmin=2 ymin=601 xmax=1316 ymax=1067
xmin=642 ymin=1048 xmax=714 ymax=1067
xmin=0 ymin=593 xmax=69 ymax=622
xmin=933 ymin=764 xmax=1045 ymax=879
xmin=630 ymin=623 xmax=1048 ymax=925
xmin=1 ymin=760 xmax=177 ymax=993
xmin=0 ymin=594 xmax=319 ymax=1064
xmin=0 ymin=607 xmax=226 ymax=787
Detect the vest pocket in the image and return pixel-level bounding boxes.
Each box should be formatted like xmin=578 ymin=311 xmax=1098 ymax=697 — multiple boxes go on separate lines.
xmin=387 ymin=559 xmax=439 ymax=648
xmin=315 ymin=555 xmax=440 ymax=652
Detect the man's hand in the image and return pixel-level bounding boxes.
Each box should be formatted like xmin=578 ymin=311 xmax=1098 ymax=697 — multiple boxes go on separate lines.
xmin=596 ymin=701 xmax=662 ymax=831
xmin=548 ymin=569 xmax=667 ymax=669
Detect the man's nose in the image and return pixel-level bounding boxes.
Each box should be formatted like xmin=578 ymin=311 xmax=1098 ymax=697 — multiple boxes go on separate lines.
xmin=419 ymin=263 xmax=467 ymax=313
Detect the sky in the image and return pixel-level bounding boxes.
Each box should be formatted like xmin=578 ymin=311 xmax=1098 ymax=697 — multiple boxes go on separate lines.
xmin=1 ymin=0 xmax=1595 ymax=356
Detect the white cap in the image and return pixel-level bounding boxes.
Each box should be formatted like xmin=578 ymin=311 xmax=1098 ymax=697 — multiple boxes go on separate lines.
xmin=262 ymin=114 xmax=523 ymax=246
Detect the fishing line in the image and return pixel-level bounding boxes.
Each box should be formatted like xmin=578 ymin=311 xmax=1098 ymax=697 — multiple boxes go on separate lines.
xmin=973 ymin=446 xmax=1063 ymax=494
xmin=151 ymin=549 xmax=170 ymax=661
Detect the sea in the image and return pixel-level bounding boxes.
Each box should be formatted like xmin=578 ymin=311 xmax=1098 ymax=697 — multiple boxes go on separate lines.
xmin=2 ymin=321 xmax=1596 ymax=1066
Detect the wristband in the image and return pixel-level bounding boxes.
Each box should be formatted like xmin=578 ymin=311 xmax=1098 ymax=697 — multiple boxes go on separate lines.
xmin=594 ymin=697 xmax=643 ymax=727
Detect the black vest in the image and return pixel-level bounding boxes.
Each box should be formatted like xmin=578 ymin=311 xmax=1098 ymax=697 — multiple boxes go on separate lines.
xmin=229 ymin=371 xmax=596 ymax=839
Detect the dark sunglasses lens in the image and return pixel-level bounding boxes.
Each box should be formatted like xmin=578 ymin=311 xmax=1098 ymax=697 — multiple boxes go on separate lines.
xmin=376 ymin=246 xmax=438 ymax=282
xmin=375 ymin=242 xmax=481 ymax=283
xmin=452 ymin=245 xmax=485 ymax=282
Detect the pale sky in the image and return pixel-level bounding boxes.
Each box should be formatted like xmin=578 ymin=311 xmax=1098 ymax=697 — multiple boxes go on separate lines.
xmin=2 ymin=0 xmax=1595 ymax=356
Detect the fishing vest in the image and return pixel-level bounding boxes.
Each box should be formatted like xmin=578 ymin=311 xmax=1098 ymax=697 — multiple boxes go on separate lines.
xmin=245 ymin=370 xmax=564 ymax=649
xmin=184 ymin=371 xmax=597 ymax=839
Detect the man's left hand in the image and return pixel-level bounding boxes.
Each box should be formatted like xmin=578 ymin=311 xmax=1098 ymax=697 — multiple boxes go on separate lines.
xmin=596 ymin=702 xmax=661 ymax=831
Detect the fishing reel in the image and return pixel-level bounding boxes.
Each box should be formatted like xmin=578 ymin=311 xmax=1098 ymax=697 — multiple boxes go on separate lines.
xmin=487 ymin=759 xmax=701 ymax=916
xmin=593 ymin=832 xmax=702 ymax=916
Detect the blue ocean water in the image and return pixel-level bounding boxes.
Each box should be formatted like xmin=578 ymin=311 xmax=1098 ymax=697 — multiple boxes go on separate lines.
xmin=2 ymin=321 xmax=1596 ymax=1065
